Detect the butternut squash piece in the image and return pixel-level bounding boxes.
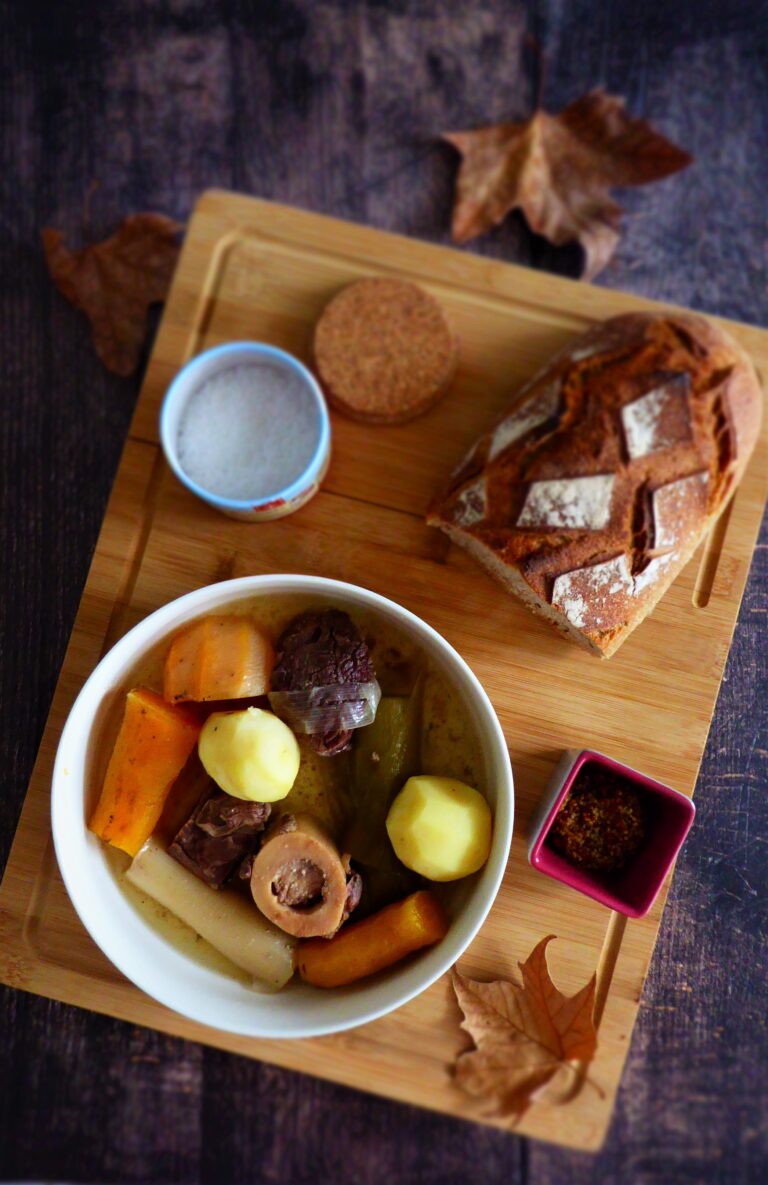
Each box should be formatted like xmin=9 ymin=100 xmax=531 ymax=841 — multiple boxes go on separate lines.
xmin=163 ymin=615 xmax=275 ymax=703
xmin=298 ymin=889 xmax=449 ymax=988
xmin=89 ymin=688 xmax=201 ymax=856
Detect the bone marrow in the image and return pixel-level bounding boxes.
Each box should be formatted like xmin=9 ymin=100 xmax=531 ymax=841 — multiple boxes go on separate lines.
xmin=249 ymin=813 xmax=357 ymax=938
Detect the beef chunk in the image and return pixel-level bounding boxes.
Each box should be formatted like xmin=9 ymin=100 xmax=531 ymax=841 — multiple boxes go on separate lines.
xmin=342 ymin=869 xmax=363 ymax=923
xmin=271 ymin=610 xmax=376 ymax=755
xmin=169 ymin=791 xmax=271 ymax=887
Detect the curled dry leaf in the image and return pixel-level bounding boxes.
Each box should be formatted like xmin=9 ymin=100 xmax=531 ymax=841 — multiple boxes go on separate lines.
xmin=43 ymin=213 xmax=183 ymax=376
xmin=444 ymin=89 xmax=692 ymax=280
xmin=451 ymin=935 xmax=598 ymax=1122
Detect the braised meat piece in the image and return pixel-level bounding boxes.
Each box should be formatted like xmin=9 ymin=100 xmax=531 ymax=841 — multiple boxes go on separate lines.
xmin=169 ymin=791 xmax=271 ymax=887
xmin=270 ymin=609 xmax=378 ymax=756
xmin=341 ymin=865 xmax=363 ymax=924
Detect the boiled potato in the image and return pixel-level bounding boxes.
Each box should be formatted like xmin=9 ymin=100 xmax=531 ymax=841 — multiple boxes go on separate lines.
xmin=385 ymin=775 xmax=492 ymax=881
xmin=198 ymin=707 xmax=300 ymax=802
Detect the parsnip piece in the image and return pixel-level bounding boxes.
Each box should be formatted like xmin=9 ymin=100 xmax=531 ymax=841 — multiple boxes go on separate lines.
xmin=385 ymin=775 xmax=492 ymax=881
xmin=198 ymin=707 xmax=300 ymax=802
xmin=126 ymin=837 xmax=296 ymax=990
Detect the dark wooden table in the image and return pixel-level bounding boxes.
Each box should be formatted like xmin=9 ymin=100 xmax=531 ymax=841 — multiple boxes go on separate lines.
xmin=1 ymin=2 xmax=766 ymax=1182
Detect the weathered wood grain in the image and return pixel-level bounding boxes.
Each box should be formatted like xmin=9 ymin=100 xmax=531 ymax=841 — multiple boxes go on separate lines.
xmin=1 ymin=1 xmax=766 ymax=1181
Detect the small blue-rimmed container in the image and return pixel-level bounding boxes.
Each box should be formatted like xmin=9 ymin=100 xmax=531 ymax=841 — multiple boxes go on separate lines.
xmin=160 ymin=342 xmax=331 ymax=522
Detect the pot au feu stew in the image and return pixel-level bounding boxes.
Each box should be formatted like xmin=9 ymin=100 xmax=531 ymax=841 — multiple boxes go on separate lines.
xmin=89 ymin=604 xmax=492 ymax=992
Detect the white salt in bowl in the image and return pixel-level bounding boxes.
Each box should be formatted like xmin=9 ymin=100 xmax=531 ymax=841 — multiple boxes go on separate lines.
xmin=160 ymin=342 xmax=331 ymax=521
xmin=51 ymin=575 xmax=514 ymax=1039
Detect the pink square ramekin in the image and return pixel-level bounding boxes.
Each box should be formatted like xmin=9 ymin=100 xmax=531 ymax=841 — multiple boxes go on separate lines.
xmin=528 ymin=749 xmax=696 ymax=918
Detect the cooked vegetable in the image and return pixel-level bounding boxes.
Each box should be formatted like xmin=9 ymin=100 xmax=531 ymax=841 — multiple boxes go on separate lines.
xmin=88 ymin=688 xmax=201 ymax=857
xmin=345 ymin=690 xmax=421 ymax=868
xmin=169 ymin=791 xmax=271 ymax=887
xmin=198 ymin=706 xmax=300 ymax=802
xmin=163 ymin=615 xmax=274 ymax=703
xmin=353 ymin=861 xmax=421 ymax=920
xmin=385 ymin=775 xmax=492 ymax=881
xmin=127 ymin=837 xmax=296 ymax=990
xmin=249 ymin=812 xmax=360 ymax=938
xmin=269 ymin=610 xmax=379 ymax=755
xmin=298 ymin=889 xmax=449 ymax=988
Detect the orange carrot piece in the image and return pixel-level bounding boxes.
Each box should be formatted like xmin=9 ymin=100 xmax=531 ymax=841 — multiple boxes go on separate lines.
xmin=298 ymin=890 xmax=450 ymax=988
xmin=88 ymin=688 xmax=201 ymax=856
xmin=163 ymin=616 xmax=274 ymax=703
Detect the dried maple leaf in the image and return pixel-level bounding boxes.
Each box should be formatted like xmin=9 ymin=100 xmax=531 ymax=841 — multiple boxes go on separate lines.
xmin=451 ymin=935 xmax=598 ymax=1122
xmin=444 ymin=89 xmax=692 ymax=280
xmin=43 ymin=213 xmax=183 ymax=376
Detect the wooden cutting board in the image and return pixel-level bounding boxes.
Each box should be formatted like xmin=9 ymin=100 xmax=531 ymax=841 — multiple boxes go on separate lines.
xmin=1 ymin=191 xmax=766 ymax=1151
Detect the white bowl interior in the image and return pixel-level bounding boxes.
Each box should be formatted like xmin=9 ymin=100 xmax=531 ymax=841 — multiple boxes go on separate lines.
xmin=52 ymin=576 xmax=513 ymax=1038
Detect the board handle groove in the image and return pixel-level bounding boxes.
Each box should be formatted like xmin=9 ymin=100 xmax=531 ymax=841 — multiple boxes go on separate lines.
xmin=693 ymin=496 xmax=736 ymax=609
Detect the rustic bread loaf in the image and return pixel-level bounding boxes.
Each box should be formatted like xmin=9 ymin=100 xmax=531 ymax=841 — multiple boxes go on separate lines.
xmin=427 ymin=313 xmax=762 ymax=657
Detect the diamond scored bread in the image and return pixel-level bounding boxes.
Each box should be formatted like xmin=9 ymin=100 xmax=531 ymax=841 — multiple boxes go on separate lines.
xmin=427 ymin=313 xmax=762 ymax=657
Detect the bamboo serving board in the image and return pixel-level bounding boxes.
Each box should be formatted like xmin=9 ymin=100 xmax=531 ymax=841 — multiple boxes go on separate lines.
xmin=1 ymin=192 xmax=766 ymax=1151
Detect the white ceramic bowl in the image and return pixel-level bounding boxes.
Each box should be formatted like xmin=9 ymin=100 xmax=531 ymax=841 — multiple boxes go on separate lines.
xmin=52 ymin=575 xmax=514 ymax=1038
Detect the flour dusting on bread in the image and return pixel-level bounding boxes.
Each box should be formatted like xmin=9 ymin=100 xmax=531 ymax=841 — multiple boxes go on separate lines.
xmin=517 ymin=475 xmax=615 ymax=530
xmin=488 ymin=381 xmax=560 ymax=461
xmin=621 ymin=373 xmax=692 ymax=458
xmin=652 ymin=471 xmax=709 ymax=550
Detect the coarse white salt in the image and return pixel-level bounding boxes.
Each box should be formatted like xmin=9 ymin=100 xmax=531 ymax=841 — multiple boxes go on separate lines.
xmin=176 ymin=363 xmax=321 ymax=501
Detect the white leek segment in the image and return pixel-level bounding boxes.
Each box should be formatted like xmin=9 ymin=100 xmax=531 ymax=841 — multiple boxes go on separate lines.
xmin=127 ymin=837 xmax=296 ymax=990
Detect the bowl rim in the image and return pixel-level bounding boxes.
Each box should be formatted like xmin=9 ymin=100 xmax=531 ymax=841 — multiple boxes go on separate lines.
xmin=159 ymin=342 xmax=332 ymax=511
xmin=52 ymin=574 xmax=514 ymax=1038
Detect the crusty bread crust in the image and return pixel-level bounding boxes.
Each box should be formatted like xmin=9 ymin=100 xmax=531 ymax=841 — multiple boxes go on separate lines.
xmin=427 ymin=312 xmax=763 ymax=657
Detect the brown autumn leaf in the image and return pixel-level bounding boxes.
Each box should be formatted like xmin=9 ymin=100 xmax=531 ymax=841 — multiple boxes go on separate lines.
xmin=43 ymin=212 xmax=183 ymax=376
xmin=443 ymin=88 xmax=692 ymax=280
xmin=451 ymin=935 xmax=598 ymax=1122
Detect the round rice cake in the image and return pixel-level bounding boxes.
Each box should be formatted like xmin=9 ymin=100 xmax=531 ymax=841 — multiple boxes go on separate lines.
xmin=313 ymin=278 xmax=458 ymax=424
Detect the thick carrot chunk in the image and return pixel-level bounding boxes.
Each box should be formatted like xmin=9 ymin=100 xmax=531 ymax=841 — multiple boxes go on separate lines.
xmin=298 ymin=890 xmax=449 ymax=988
xmin=163 ymin=615 xmax=274 ymax=703
xmin=88 ymin=688 xmax=201 ymax=857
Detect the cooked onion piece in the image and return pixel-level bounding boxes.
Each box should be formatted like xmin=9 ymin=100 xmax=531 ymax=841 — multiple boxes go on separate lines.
xmin=270 ymin=610 xmax=378 ymax=755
